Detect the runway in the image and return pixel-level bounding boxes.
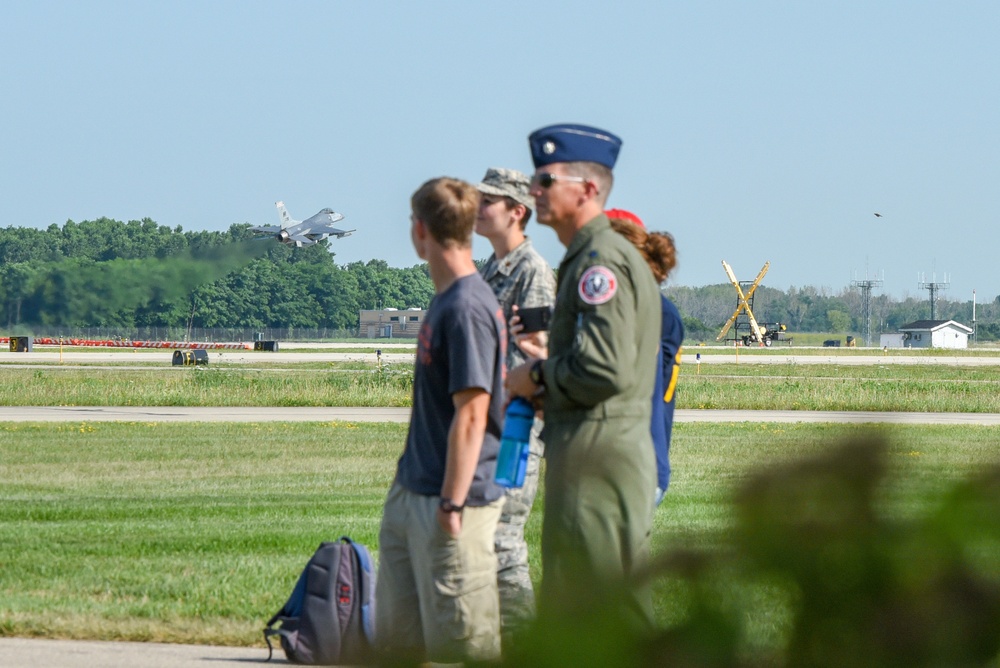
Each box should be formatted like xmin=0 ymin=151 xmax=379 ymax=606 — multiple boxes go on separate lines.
xmin=3 ymin=405 xmax=1000 ymax=425
xmin=689 ymin=353 xmax=1000 ymax=366
xmin=3 ymin=347 xmax=999 ymax=424
xmin=0 ymin=351 xmax=415 ymax=364
xmin=4 ymin=350 xmax=1000 ymax=366
xmin=0 ymin=405 xmax=413 ymax=422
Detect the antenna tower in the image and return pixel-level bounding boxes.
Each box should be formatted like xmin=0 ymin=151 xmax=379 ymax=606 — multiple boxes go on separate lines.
xmin=852 ymin=272 xmax=883 ymax=347
xmin=918 ymin=273 xmax=950 ymax=320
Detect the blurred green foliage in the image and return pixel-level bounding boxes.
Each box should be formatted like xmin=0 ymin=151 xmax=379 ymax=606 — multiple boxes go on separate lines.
xmin=507 ymin=436 xmax=1000 ymax=667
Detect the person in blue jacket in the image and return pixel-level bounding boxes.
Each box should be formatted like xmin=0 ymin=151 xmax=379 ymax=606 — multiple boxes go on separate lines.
xmin=605 ymin=209 xmax=684 ymax=507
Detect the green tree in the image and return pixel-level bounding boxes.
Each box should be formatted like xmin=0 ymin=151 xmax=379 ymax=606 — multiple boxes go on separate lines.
xmin=827 ymin=309 xmax=851 ymax=333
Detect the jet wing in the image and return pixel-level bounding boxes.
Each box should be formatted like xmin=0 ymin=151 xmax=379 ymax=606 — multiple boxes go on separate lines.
xmin=288 ymin=233 xmax=315 ymax=246
xmin=251 ymin=225 xmax=282 ymax=234
xmin=302 ymin=209 xmax=346 ymax=226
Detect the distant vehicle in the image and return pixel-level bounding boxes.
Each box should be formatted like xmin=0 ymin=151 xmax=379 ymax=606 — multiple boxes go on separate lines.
xmin=251 ymin=201 xmax=354 ymax=247
xmin=741 ymin=322 xmax=791 ymax=347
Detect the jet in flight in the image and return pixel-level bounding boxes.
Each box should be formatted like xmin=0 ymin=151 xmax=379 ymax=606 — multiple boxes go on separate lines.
xmin=251 ymin=201 xmax=354 ymax=247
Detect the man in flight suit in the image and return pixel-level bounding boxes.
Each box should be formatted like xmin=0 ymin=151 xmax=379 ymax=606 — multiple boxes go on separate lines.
xmin=506 ymin=124 xmax=661 ymax=630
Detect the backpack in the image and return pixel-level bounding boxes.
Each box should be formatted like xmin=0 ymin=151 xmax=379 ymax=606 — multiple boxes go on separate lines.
xmin=264 ymin=537 xmax=376 ymax=665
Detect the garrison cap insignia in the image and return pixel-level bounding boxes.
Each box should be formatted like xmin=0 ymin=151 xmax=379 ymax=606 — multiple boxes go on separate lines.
xmin=528 ymin=123 xmax=623 ymax=169
xmin=578 ymin=265 xmax=617 ymax=305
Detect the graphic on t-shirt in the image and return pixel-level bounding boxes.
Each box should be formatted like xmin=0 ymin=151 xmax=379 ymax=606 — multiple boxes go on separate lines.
xmin=417 ymin=321 xmax=432 ymax=366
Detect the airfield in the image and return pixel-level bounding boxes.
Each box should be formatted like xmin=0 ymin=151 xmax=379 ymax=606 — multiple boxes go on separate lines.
xmin=4 ymin=343 xmax=999 ymax=668
xmin=3 ymin=340 xmax=1000 ymax=367
xmin=3 ymin=341 xmax=1000 ymax=425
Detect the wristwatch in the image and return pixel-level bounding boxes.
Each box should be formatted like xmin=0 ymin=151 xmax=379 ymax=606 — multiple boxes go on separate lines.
xmin=438 ymin=497 xmax=464 ymax=513
xmin=529 ymin=359 xmax=545 ymax=387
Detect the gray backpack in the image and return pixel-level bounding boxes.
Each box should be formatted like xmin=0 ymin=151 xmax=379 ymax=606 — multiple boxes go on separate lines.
xmin=264 ymin=537 xmax=376 ymax=664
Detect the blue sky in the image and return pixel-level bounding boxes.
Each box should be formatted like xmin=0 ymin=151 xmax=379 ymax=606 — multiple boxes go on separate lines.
xmin=3 ymin=2 xmax=998 ymax=301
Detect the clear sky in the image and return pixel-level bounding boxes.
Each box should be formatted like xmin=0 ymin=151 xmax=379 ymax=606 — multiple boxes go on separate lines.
xmin=3 ymin=2 xmax=997 ymax=301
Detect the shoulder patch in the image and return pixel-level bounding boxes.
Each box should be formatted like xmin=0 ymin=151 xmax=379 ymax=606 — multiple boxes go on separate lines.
xmin=578 ymin=265 xmax=618 ymax=305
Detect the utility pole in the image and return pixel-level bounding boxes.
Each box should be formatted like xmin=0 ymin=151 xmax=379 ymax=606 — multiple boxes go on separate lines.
xmin=852 ymin=273 xmax=884 ymax=347
xmin=918 ymin=273 xmax=950 ymax=320
xmin=973 ymin=289 xmax=977 ymax=344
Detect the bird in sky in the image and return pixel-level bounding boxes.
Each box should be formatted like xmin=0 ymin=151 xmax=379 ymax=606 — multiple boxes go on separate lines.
xmin=874 ymin=213 xmax=883 ymax=217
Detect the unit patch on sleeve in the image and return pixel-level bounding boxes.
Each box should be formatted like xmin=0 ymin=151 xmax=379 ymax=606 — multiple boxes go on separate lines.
xmin=578 ymin=265 xmax=618 ymax=305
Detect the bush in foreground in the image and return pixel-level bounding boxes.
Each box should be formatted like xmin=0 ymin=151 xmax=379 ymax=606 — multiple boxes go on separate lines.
xmin=505 ymin=436 xmax=1000 ymax=668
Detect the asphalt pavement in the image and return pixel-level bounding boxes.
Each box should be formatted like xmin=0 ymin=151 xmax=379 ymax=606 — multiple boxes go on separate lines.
xmin=5 ymin=350 xmax=1000 ymax=366
xmin=0 ymin=637 xmax=284 ymax=667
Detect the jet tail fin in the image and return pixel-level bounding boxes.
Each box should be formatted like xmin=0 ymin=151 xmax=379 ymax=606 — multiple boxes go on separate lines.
xmin=275 ymin=201 xmax=294 ymax=229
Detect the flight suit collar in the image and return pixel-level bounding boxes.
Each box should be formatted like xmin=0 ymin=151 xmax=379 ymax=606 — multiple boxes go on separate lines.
xmin=561 ymin=213 xmax=610 ymax=269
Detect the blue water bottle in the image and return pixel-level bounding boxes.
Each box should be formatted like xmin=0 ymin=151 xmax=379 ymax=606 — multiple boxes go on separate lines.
xmin=495 ymin=398 xmax=534 ymax=488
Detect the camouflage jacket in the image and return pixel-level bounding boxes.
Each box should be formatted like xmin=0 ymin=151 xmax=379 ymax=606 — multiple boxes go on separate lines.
xmin=480 ymin=237 xmax=557 ymax=370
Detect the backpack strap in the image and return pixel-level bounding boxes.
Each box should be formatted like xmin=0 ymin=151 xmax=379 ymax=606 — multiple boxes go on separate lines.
xmin=263 ymin=627 xmax=280 ymax=662
xmin=341 ymin=536 xmax=376 ymax=644
xmin=262 ymin=559 xmax=312 ymax=661
xmin=263 ymin=616 xmax=297 ymax=662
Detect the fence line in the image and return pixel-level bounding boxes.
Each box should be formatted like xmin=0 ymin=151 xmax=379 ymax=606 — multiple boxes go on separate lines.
xmin=7 ymin=327 xmax=361 ymax=342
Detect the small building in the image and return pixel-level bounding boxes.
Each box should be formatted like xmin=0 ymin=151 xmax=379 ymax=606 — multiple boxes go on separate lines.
xmin=881 ymin=319 xmax=973 ymax=349
xmin=359 ymin=307 xmax=426 ymax=339
xmin=879 ymin=332 xmax=906 ymax=349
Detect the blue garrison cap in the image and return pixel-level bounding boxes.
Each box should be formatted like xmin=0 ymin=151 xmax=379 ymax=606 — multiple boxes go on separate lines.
xmin=528 ymin=123 xmax=623 ymax=169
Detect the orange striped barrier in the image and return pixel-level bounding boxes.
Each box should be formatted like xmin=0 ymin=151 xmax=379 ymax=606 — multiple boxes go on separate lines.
xmin=0 ymin=337 xmax=252 ymax=350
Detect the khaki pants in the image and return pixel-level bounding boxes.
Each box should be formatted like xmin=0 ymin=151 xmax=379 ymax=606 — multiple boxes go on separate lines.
xmin=376 ymin=483 xmax=503 ymax=663
xmin=495 ymin=422 xmax=544 ymax=640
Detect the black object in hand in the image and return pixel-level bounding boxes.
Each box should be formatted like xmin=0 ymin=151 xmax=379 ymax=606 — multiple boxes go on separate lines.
xmin=518 ymin=306 xmax=552 ymax=333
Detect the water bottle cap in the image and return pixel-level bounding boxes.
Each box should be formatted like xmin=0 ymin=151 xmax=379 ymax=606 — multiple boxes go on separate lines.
xmin=507 ymin=397 xmax=535 ymax=416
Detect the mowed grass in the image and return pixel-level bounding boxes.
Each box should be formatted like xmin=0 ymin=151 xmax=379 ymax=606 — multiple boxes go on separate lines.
xmin=2 ymin=420 xmax=998 ymax=646
xmin=0 ymin=368 xmax=414 ymax=407
xmin=6 ymin=361 xmax=1000 ymax=411
xmin=0 ymin=421 xmax=400 ymax=644
xmin=680 ymin=362 xmax=1000 ymax=412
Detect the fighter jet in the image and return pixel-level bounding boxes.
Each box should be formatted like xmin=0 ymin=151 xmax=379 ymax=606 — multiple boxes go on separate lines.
xmin=251 ymin=201 xmax=354 ymax=247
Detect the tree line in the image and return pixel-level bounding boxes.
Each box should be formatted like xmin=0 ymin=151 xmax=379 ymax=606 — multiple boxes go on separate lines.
xmin=0 ymin=218 xmax=433 ymax=333
xmin=666 ymin=282 xmax=1000 ymax=342
xmin=1 ymin=218 xmax=996 ymax=340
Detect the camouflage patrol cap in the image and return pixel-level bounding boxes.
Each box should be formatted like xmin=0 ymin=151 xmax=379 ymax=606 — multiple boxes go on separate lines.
xmin=476 ymin=167 xmax=535 ymax=211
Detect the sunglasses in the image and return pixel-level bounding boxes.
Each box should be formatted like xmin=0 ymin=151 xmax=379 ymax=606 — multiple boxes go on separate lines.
xmin=532 ymin=172 xmax=588 ymax=189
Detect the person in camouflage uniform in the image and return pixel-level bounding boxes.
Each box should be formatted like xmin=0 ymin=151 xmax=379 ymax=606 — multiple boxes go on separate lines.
xmin=474 ymin=167 xmax=556 ymax=645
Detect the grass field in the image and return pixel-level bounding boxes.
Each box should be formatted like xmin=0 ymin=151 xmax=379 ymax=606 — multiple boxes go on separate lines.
xmin=0 ymin=367 xmax=415 ymax=407
xmin=682 ymin=363 xmax=1000 ymax=412
xmin=2 ymin=420 xmax=998 ymax=651
xmin=3 ymin=348 xmax=1000 ymax=660
xmin=4 ymin=358 xmax=1000 ymax=411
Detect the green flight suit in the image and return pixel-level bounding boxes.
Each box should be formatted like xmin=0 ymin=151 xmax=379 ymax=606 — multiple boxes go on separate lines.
xmin=538 ymin=213 xmax=660 ymax=629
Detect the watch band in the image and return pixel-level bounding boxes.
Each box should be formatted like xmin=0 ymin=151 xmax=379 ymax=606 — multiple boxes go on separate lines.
xmin=529 ymin=359 xmax=545 ymax=387
xmin=439 ymin=497 xmax=464 ymax=513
